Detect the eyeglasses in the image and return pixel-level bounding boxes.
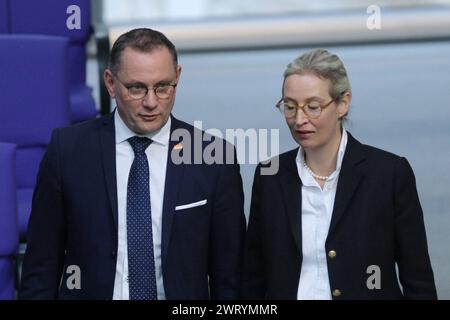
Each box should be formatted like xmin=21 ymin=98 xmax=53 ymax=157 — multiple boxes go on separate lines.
xmin=276 ymin=92 xmax=345 ymax=119
xmin=113 ymin=74 xmax=177 ymax=100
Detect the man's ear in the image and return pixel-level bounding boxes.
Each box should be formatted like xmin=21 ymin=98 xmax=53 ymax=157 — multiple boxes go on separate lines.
xmin=337 ymin=91 xmax=351 ymax=119
xmin=103 ymin=69 xmax=116 ymax=99
xmin=175 ymin=65 xmax=182 ymax=83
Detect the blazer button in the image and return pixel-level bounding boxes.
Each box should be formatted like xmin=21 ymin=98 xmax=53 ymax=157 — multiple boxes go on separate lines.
xmin=328 ymin=250 xmax=337 ymax=259
xmin=111 ymin=251 xmax=116 ymax=258
xmin=332 ymin=289 xmax=342 ymax=297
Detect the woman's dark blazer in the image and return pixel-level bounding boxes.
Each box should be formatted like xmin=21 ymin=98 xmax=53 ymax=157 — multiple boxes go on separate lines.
xmin=241 ymin=132 xmax=437 ymax=300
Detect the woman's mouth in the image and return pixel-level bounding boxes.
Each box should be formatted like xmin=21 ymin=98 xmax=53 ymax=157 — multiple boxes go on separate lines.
xmin=296 ymin=130 xmax=314 ymax=139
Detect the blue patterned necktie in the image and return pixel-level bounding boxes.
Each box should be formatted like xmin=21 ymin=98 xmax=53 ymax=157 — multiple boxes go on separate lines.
xmin=127 ymin=136 xmax=157 ymax=300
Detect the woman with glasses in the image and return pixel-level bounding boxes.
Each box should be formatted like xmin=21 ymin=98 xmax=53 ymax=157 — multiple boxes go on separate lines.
xmin=241 ymin=49 xmax=437 ymax=300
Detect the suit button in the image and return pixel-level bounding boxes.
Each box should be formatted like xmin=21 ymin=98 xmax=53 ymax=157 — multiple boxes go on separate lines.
xmin=332 ymin=289 xmax=342 ymax=297
xmin=328 ymin=250 xmax=337 ymax=259
xmin=111 ymin=251 xmax=116 ymax=258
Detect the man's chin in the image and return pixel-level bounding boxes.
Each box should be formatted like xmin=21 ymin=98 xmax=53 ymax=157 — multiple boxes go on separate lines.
xmin=134 ymin=119 xmax=165 ymax=135
xmin=135 ymin=125 xmax=159 ymax=135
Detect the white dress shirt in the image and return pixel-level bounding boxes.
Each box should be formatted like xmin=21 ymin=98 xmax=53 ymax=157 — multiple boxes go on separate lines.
xmin=113 ymin=110 xmax=170 ymax=300
xmin=296 ymin=128 xmax=348 ymax=300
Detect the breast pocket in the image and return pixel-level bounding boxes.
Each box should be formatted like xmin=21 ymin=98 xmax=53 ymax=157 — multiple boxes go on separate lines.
xmin=172 ymin=199 xmax=210 ymax=247
xmin=175 ymin=199 xmax=207 ymax=212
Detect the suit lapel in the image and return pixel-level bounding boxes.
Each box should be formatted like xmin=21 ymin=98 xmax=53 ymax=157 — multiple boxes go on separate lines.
xmin=328 ymin=133 xmax=366 ymax=238
xmin=277 ymin=149 xmax=303 ymax=254
xmin=99 ymin=112 xmax=119 ymax=233
xmin=161 ymin=116 xmax=186 ymax=265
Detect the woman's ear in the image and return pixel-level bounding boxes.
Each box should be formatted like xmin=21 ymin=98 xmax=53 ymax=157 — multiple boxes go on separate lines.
xmin=337 ymin=91 xmax=351 ymax=119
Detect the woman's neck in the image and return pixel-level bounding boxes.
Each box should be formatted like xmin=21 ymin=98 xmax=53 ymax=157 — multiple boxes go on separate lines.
xmin=303 ymin=128 xmax=343 ymax=177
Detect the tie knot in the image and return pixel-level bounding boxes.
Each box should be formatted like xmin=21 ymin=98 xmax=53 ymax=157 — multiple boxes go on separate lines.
xmin=128 ymin=136 xmax=152 ymax=154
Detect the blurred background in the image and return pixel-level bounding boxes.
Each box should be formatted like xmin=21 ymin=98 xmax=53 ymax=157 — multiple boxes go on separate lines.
xmin=1 ymin=0 xmax=449 ymax=299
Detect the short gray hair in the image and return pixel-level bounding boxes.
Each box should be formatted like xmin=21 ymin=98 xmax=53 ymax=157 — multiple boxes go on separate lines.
xmin=283 ymin=48 xmax=351 ymax=102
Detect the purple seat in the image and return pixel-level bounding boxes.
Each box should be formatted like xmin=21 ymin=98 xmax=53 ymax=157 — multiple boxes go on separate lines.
xmin=9 ymin=0 xmax=97 ymax=123
xmin=0 ymin=142 xmax=18 ymax=300
xmin=0 ymin=0 xmax=9 ymax=33
xmin=0 ymin=34 xmax=71 ymax=240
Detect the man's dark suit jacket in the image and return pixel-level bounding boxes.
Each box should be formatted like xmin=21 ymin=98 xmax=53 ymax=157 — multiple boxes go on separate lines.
xmin=242 ymin=132 xmax=437 ymax=299
xmin=19 ymin=112 xmax=246 ymax=299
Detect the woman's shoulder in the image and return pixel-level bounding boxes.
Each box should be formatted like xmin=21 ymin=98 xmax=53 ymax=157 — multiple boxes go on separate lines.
xmin=254 ymin=148 xmax=298 ymax=179
xmin=348 ymin=132 xmax=404 ymax=162
xmin=347 ymin=132 xmax=412 ymax=174
xmin=360 ymin=142 xmax=401 ymax=162
xmin=259 ymin=148 xmax=297 ymax=167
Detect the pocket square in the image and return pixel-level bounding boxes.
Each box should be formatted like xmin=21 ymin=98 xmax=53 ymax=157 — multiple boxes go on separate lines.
xmin=175 ymin=199 xmax=207 ymax=211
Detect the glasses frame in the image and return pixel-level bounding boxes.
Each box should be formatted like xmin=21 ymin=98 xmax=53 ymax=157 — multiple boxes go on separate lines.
xmin=276 ymin=91 xmax=345 ymax=119
xmin=112 ymin=74 xmax=177 ymax=100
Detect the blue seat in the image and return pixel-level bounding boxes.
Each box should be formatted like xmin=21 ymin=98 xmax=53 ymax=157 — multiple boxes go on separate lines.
xmin=0 ymin=34 xmax=71 ymax=241
xmin=9 ymin=0 xmax=97 ymax=123
xmin=0 ymin=0 xmax=9 ymax=33
xmin=0 ymin=142 xmax=18 ymax=300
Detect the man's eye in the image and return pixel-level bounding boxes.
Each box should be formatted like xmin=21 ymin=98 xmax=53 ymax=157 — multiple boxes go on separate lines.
xmin=128 ymin=85 xmax=144 ymax=89
xmin=156 ymin=85 xmax=170 ymax=91
xmin=128 ymin=85 xmax=146 ymax=92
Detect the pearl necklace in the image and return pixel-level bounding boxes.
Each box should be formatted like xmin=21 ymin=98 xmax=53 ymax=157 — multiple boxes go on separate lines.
xmin=302 ymin=157 xmax=329 ymax=181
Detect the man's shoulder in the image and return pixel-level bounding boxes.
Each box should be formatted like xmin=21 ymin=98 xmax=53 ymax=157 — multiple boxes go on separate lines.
xmin=47 ymin=114 xmax=111 ymax=152
xmin=55 ymin=114 xmax=108 ymax=137
xmin=171 ymin=116 xmax=233 ymax=149
xmin=170 ymin=116 xmax=238 ymax=166
xmin=171 ymin=116 xmax=209 ymax=138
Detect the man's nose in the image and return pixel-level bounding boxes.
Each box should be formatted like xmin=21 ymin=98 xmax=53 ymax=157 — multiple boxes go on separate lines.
xmin=142 ymin=89 xmax=158 ymax=108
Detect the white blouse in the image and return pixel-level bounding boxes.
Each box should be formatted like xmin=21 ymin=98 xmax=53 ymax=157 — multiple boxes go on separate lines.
xmin=295 ymin=128 xmax=348 ymax=300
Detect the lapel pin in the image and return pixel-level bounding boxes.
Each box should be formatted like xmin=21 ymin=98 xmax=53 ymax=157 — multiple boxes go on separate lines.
xmin=173 ymin=143 xmax=183 ymax=150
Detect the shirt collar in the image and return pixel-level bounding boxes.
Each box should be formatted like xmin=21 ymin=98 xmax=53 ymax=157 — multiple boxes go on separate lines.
xmin=335 ymin=127 xmax=348 ymax=173
xmin=114 ymin=108 xmax=171 ymax=146
xmin=296 ymin=128 xmax=348 ymax=186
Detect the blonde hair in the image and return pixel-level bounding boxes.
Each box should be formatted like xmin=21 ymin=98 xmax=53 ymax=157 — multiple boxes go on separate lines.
xmin=284 ymin=48 xmax=351 ymax=103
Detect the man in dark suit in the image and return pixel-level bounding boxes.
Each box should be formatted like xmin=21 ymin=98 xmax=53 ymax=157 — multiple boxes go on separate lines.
xmin=19 ymin=28 xmax=245 ymax=300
